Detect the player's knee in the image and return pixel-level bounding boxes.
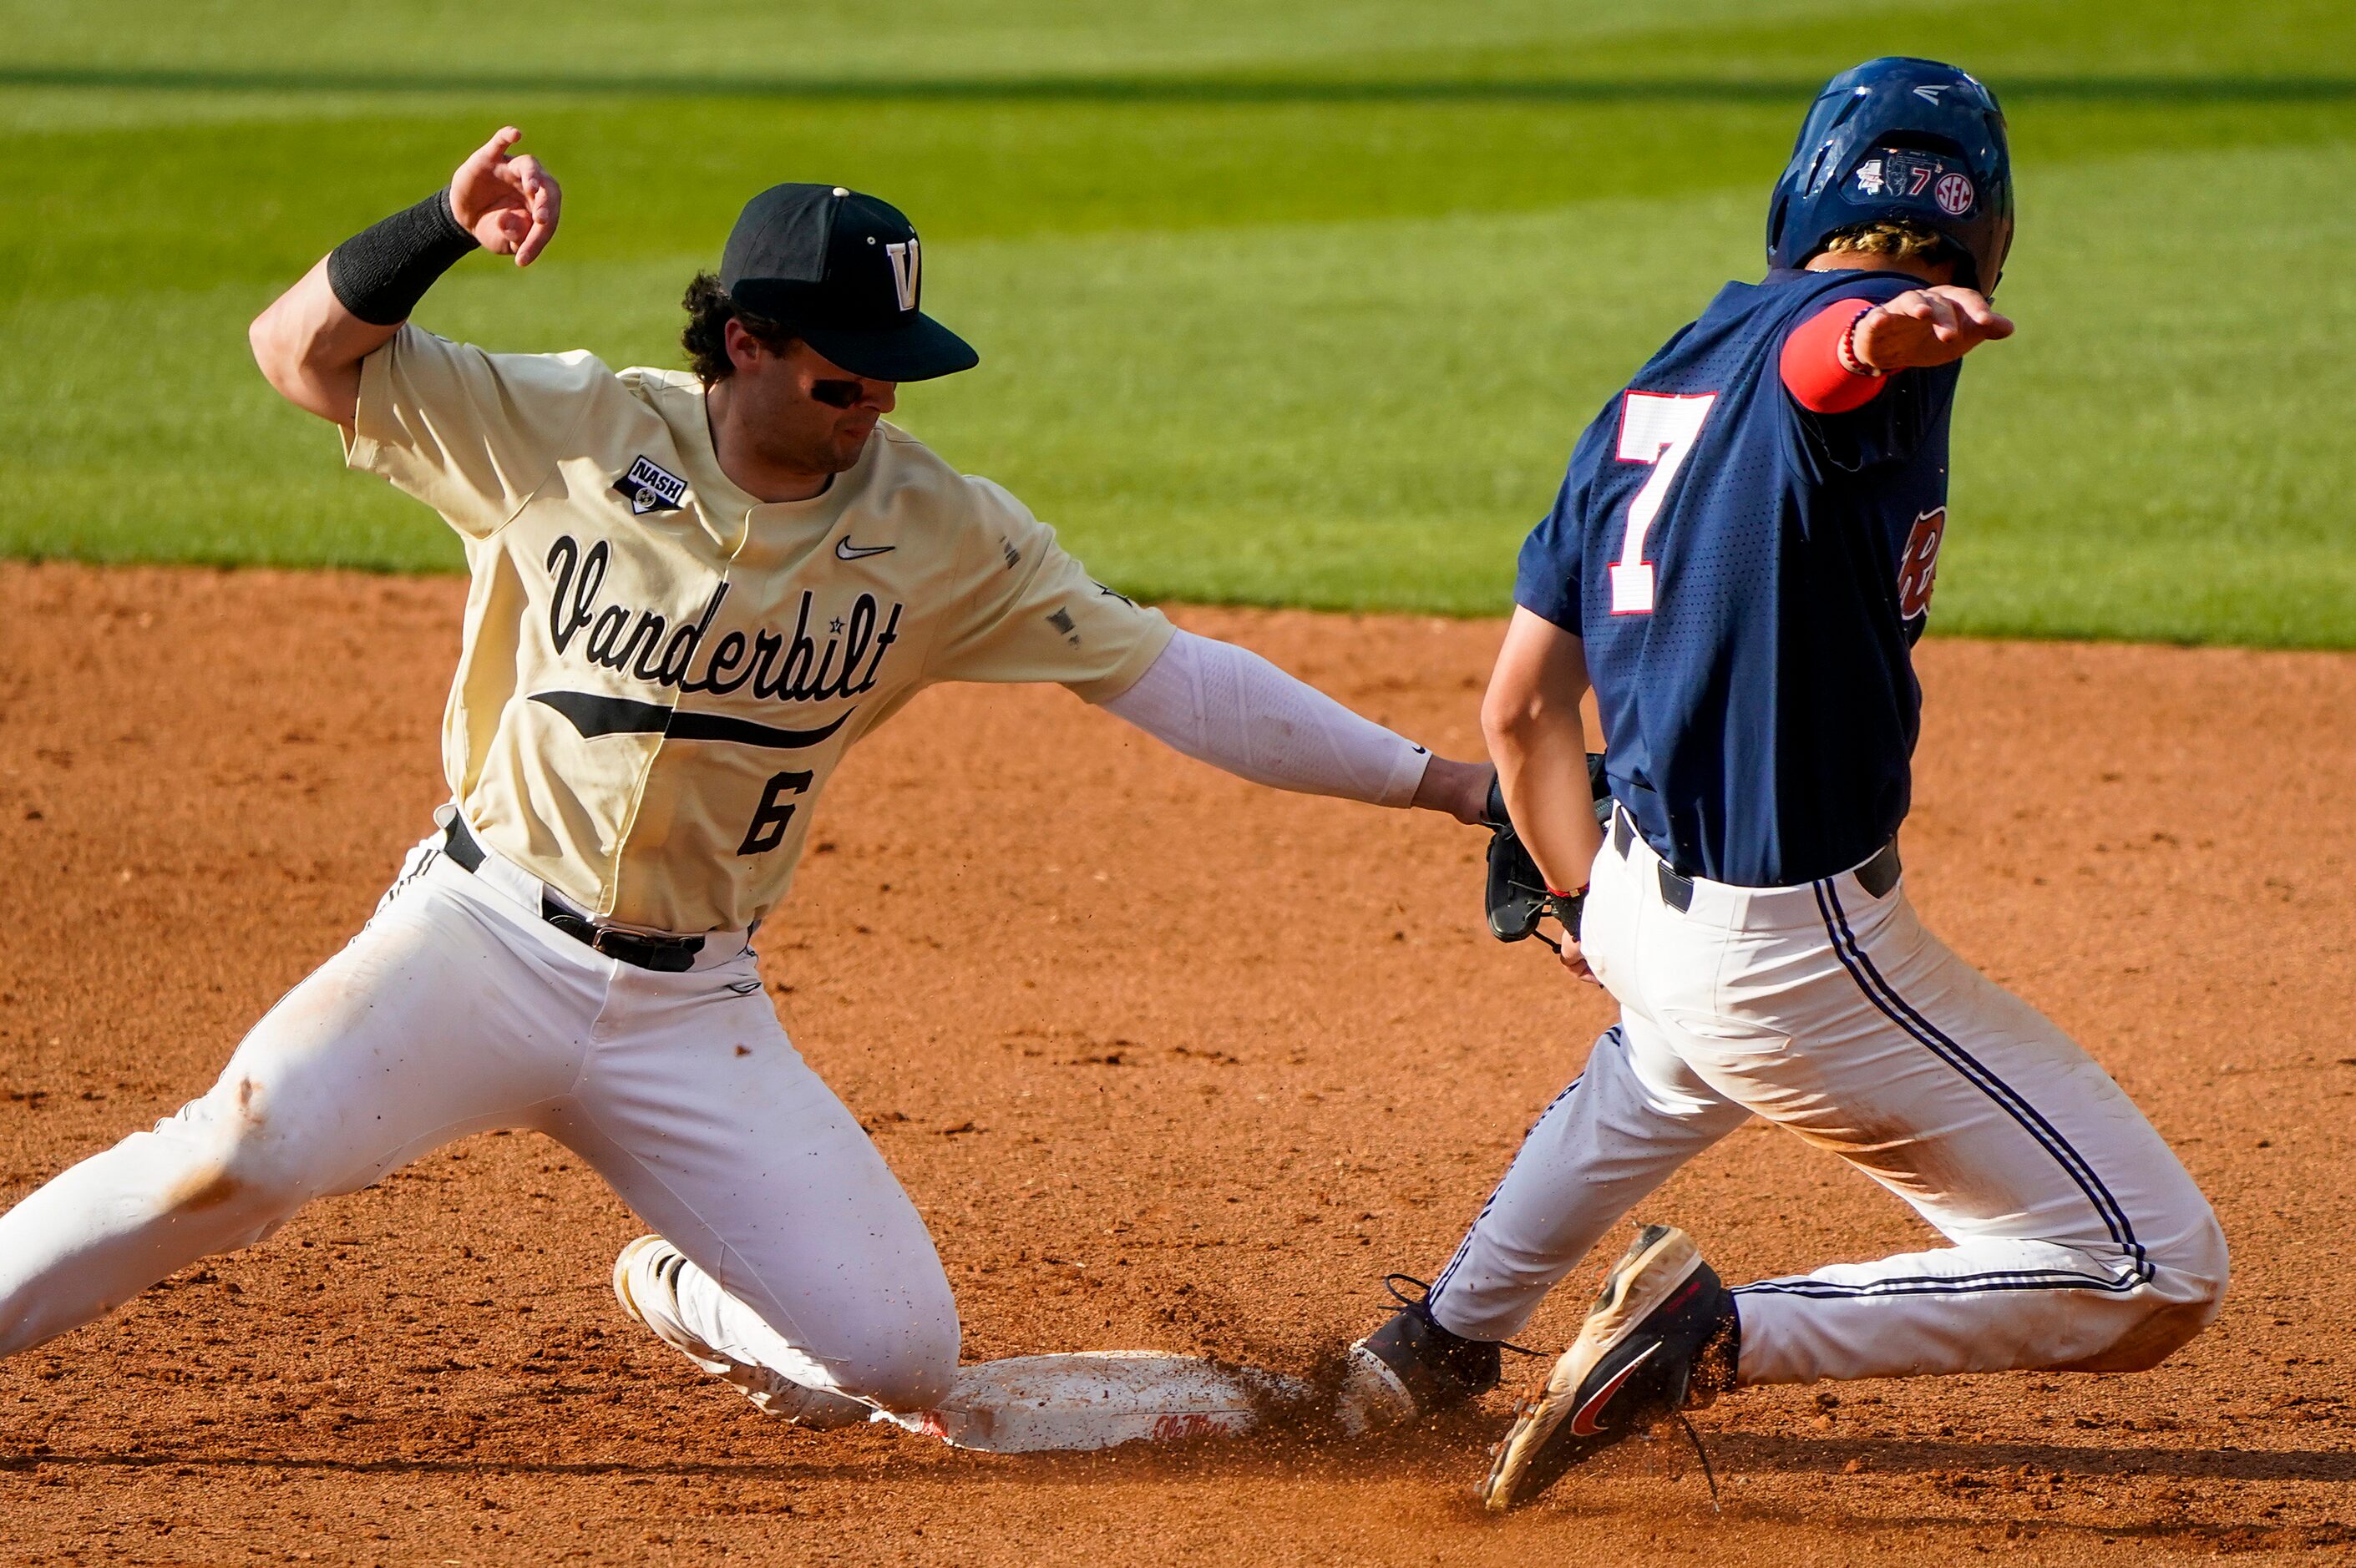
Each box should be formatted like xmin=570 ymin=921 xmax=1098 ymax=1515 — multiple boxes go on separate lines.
xmin=2086 ymin=1211 xmax=2229 ymax=1374
xmin=2155 ymin=1209 xmax=2230 ymax=1331
xmin=844 ymin=1306 xmax=960 ymax=1413
xmin=146 ymin=1078 xmax=314 ymax=1233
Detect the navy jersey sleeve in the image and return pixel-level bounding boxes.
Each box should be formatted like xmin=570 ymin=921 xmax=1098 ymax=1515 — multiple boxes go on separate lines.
xmin=1777 ymin=273 xmax=1944 ymax=472
xmin=1513 ymin=468 xmax=1585 ymax=634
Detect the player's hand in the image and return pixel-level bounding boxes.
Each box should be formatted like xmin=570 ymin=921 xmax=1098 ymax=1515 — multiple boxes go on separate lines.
xmin=1557 ymin=936 xmax=1598 ymax=986
xmin=1853 ymin=286 xmax=2013 ymax=371
xmin=449 ymin=127 xmax=561 ymax=266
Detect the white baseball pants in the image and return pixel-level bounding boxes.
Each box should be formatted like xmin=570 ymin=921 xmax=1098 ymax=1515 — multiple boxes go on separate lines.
xmin=1426 ymin=820 xmax=2227 ymax=1384
xmin=0 ymin=832 xmax=958 ymax=1411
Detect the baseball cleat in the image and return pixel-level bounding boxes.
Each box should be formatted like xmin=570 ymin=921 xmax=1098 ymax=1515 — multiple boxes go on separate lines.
xmin=1337 ymin=1275 xmax=1502 ymax=1434
xmin=1477 ymin=1224 xmax=1737 ymax=1510
xmin=611 ymin=1235 xmax=869 ymax=1429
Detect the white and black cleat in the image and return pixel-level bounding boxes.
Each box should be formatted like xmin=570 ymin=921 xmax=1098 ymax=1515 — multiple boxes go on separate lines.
xmin=611 ymin=1234 xmax=870 ymax=1429
xmin=1478 ymin=1224 xmax=1737 ymax=1510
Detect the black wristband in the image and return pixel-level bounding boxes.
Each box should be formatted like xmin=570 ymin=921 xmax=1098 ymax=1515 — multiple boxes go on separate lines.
xmin=326 ymin=189 xmax=480 ymax=326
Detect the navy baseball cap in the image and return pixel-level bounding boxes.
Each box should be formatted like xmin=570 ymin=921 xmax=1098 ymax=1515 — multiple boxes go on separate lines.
xmin=720 ymin=184 xmax=977 ymax=382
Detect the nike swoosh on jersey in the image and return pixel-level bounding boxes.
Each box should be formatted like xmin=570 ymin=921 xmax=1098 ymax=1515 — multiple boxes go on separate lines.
xmin=531 ymin=691 xmax=855 ymax=750
xmin=835 ymin=539 xmax=895 ymax=560
xmin=1566 ymin=1340 xmax=1659 ymax=1437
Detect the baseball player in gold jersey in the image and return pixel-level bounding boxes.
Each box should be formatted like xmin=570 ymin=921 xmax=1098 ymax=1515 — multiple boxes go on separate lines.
xmin=0 ymin=129 xmax=1491 ymax=1433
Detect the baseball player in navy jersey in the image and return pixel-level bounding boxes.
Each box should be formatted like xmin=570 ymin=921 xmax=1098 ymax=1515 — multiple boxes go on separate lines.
xmin=0 ymin=129 xmax=1495 ymax=1436
xmin=1338 ymin=59 xmax=2227 ymax=1506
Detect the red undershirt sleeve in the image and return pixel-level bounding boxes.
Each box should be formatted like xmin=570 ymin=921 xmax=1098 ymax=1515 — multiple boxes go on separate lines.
xmin=1780 ymin=296 xmax=1888 ymax=415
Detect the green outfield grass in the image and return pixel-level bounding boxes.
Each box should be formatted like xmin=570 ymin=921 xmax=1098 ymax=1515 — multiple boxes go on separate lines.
xmin=3 ymin=1 xmax=2352 ymax=645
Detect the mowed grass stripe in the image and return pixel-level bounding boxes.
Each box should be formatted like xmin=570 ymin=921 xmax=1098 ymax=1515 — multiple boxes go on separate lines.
xmin=10 ymin=93 xmax=2351 ymax=296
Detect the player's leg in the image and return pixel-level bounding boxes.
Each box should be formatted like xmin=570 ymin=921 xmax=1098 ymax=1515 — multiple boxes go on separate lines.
xmin=609 ymin=1232 xmax=872 ymax=1426
xmin=1430 ymin=815 xmax=1752 ymax=1345
xmin=1424 ymin=1016 xmax=1751 ymax=1345
xmin=0 ymin=844 xmax=591 ymax=1358
xmin=1477 ymin=850 xmax=2227 ymax=1508
xmin=1343 ymin=1014 xmax=1747 ymax=1428
xmin=1347 ymin=826 xmax=1754 ymax=1424
xmin=555 ymin=959 xmax=958 ymax=1415
xmin=1692 ymin=879 xmax=2227 ymax=1383
xmin=1609 ymin=852 xmax=2228 ymax=1387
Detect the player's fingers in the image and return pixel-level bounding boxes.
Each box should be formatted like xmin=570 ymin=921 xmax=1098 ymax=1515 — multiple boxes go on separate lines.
xmin=1943 ymin=288 xmax=2003 ymax=329
xmin=1925 ymin=293 xmax=1962 ymax=342
xmin=498 ymin=152 xmax=547 ymax=195
xmin=514 ymin=190 xmax=560 ymax=266
xmin=496 ymin=158 xmax=555 ymax=262
xmin=526 ymin=169 xmax=562 ymax=231
xmin=450 ymin=127 xmax=528 ymax=234
xmin=1926 ymin=288 xmax=2013 ymax=344
xmin=487 ymin=208 xmax=529 ymax=255
xmin=459 ymin=125 xmax=523 ymax=182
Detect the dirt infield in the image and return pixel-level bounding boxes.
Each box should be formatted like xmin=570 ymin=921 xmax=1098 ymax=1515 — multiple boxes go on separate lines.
xmin=0 ymin=559 xmax=2351 ymax=1565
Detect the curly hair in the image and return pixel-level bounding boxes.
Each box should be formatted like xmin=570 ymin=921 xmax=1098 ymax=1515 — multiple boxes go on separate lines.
xmin=680 ymin=272 xmax=799 ymax=384
xmin=1820 ymin=220 xmax=1958 ymax=269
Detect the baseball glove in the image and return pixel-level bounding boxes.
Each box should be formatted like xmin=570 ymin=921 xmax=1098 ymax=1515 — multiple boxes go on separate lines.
xmin=1483 ymin=753 xmax=1610 ymax=951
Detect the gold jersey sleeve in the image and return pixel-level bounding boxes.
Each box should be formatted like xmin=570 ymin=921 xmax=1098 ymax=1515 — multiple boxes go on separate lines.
xmin=922 ymin=475 xmax=1173 ymax=702
xmin=342 ymin=325 xmax=625 ymax=539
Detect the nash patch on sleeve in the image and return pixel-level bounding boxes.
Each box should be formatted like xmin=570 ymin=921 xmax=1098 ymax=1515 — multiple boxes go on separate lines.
xmin=613 ymin=456 xmax=689 ymax=516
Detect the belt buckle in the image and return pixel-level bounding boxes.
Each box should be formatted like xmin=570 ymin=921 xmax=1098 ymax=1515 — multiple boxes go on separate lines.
xmin=591 ymin=926 xmax=702 ymax=973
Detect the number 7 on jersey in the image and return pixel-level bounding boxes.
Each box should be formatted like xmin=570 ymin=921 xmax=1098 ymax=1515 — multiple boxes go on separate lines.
xmin=1609 ymin=391 xmax=1717 ymax=615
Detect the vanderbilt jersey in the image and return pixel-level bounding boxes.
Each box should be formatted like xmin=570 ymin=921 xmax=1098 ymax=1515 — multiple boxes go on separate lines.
xmin=345 ymin=326 xmax=1173 ymax=933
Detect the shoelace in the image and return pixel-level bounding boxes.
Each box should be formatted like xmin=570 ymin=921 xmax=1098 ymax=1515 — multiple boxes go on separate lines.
xmin=1401 ymin=1269 xmax=1724 ymax=1512
xmin=1674 ymin=1412 xmax=1722 ymax=1512
xmin=1377 ymin=1275 xmax=1543 ymax=1359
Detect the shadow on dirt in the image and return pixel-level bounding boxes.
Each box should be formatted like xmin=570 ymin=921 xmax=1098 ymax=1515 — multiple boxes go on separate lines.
xmin=1710 ymin=1432 xmax=2356 ymax=1484
xmin=2 ymin=1428 xmax=2347 ymax=1486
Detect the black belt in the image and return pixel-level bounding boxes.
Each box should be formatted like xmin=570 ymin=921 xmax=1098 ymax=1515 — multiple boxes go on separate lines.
xmin=1611 ymin=807 xmax=1901 ymax=912
xmin=440 ymin=817 xmax=704 ymax=973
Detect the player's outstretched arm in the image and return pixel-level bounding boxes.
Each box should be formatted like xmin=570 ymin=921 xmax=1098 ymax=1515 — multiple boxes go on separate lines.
xmin=1851 ymin=285 xmax=2014 ymax=372
xmin=1481 ymin=608 xmax=1603 ymax=983
xmin=249 ymin=127 xmax=561 ymax=426
xmin=1100 ymin=630 xmax=1493 ymax=824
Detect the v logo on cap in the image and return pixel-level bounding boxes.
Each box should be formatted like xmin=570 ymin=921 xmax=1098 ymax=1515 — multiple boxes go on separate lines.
xmin=884 ymin=240 xmax=920 ymax=313
xmin=720 ymin=184 xmax=975 ymax=382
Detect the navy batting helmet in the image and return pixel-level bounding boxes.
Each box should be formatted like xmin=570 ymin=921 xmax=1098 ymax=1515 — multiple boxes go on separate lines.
xmin=1766 ymin=57 xmax=2013 ymax=292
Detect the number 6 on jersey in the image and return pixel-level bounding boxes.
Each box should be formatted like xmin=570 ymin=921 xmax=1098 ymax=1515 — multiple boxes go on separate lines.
xmin=1609 ymin=391 xmax=1717 ymax=615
